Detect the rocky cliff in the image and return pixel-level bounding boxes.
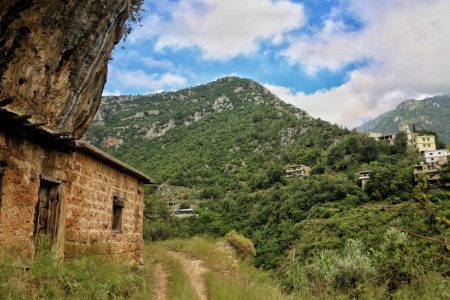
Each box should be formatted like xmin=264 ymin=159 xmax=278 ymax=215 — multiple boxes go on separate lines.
xmin=0 ymin=0 xmax=137 ymax=138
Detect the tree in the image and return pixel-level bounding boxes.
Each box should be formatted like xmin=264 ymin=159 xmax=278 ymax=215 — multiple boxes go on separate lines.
xmin=393 ymin=132 xmax=407 ymax=154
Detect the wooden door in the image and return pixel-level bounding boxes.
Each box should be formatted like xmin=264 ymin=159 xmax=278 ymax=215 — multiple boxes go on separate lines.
xmin=33 ymin=180 xmax=61 ymax=250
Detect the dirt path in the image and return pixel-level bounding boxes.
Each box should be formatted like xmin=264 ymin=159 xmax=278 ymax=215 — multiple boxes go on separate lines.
xmin=153 ymin=263 xmax=169 ymax=300
xmin=168 ymin=251 xmax=209 ymax=300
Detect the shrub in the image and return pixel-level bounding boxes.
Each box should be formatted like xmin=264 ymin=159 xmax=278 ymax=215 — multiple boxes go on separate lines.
xmin=286 ymin=239 xmax=376 ymax=295
xmin=225 ymin=230 xmax=256 ymax=260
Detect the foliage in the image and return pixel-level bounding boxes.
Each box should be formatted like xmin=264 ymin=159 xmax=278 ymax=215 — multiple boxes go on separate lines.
xmin=143 ymin=195 xmax=190 ymax=241
xmin=287 ymin=239 xmax=375 ymax=294
xmin=285 ymin=230 xmax=448 ymax=299
xmin=225 ymin=230 xmax=256 ymax=260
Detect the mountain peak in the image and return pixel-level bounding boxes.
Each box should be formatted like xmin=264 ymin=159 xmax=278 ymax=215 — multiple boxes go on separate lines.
xmin=358 ymin=95 xmax=450 ymax=142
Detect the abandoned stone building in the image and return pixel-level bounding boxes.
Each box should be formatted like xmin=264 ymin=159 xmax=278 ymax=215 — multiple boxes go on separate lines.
xmin=0 ymin=0 xmax=151 ymax=263
xmin=0 ymin=106 xmax=152 ymax=262
xmin=285 ymin=164 xmax=311 ymax=178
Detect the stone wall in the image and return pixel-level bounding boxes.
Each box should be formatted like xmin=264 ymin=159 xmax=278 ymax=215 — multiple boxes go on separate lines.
xmin=0 ymin=129 xmax=144 ymax=262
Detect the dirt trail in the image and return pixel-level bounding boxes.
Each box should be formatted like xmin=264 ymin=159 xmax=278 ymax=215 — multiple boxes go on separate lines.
xmin=153 ymin=263 xmax=169 ymax=300
xmin=168 ymin=251 xmax=209 ymax=300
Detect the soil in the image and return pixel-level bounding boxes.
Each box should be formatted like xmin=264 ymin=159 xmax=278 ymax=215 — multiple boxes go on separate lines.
xmin=168 ymin=251 xmax=209 ymax=300
xmin=153 ymin=263 xmax=169 ymax=300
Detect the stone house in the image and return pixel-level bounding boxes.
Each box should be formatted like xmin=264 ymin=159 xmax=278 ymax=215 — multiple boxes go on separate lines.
xmin=0 ymin=107 xmax=152 ymax=262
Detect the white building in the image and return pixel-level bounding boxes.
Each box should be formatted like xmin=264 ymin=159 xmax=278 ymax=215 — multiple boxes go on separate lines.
xmin=424 ymin=149 xmax=449 ymax=165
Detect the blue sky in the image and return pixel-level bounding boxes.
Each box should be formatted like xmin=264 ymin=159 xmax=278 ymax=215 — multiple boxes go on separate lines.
xmin=104 ymin=0 xmax=450 ymax=128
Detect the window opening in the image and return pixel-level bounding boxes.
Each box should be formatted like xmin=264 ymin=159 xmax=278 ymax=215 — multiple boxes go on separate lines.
xmin=112 ymin=196 xmax=125 ymax=232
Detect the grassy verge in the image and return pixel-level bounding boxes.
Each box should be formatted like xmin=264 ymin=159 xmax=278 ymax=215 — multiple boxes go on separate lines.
xmin=0 ymin=248 xmax=146 ymax=299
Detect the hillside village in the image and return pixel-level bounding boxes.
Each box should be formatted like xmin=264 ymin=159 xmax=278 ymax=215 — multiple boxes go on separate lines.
xmin=360 ymin=124 xmax=449 ymax=188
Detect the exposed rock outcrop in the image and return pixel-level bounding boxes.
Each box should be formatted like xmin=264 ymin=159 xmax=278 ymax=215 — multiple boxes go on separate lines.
xmin=0 ymin=0 xmax=135 ymax=138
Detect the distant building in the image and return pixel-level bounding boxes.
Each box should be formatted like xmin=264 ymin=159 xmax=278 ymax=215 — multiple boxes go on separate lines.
xmin=174 ymin=208 xmax=197 ymax=218
xmin=357 ymin=170 xmax=372 ymax=190
xmin=167 ymin=201 xmax=180 ymax=213
xmin=400 ymin=124 xmax=437 ymax=153
xmin=413 ymin=162 xmax=441 ymax=184
xmin=424 ymin=149 xmax=449 ymax=165
xmin=413 ymin=135 xmax=436 ymax=152
xmin=286 ymin=164 xmax=311 ymax=178
xmin=366 ymin=132 xmax=396 ymax=145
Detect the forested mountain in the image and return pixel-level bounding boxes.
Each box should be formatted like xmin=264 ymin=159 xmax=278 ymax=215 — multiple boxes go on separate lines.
xmin=357 ymin=95 xmax=450 ymax=143
xmin=86 ymin=77 xmax=449 ymax=298
xmin=86 ymin=76 xmax=344 ymax=189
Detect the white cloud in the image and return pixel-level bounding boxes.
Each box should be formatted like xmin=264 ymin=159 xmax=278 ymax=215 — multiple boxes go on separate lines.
xmin=102 ymin=89 xmax=122 ymax=96
xmin=280 ymin=0 xmax=450 ymax=127
xmin=142 ymin=57 xmax=175 ymax=70
xmin=131 ymin=0 xmax=305 ymax=60
xmin=107 ymin=66 xmax=187 ymax=93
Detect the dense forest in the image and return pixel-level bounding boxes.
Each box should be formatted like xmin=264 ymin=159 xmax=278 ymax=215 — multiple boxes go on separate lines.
xmin=86 ymin=77 xmax=450 ymax=298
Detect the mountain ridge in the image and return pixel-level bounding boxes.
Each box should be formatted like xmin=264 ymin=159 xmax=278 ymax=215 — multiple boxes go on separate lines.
xmin=85 ymin=76 xmax=342 ymax=187
xmin=357 ymin=95 xmax=450 ymax=142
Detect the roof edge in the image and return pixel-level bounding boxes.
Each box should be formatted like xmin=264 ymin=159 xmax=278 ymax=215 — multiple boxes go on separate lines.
xmin=74 ymin=141 xmax=153 ymax=184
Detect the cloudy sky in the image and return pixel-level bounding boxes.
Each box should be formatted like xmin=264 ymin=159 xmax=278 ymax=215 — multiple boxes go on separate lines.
xmin=104 ymin=0 xmax=450 ymax=128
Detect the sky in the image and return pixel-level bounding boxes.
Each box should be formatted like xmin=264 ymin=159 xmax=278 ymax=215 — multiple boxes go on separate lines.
xmin=104 ymin=0 xmax=450 ymax=128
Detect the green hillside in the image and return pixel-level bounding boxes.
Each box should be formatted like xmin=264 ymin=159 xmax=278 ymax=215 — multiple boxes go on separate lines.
xmin=86 ymin=77 xmax=344 ymax=189
xmin=357 ymin=95 xmax=450 ymax=143
xmin=86 ymin=77 xmax=450 ymax=298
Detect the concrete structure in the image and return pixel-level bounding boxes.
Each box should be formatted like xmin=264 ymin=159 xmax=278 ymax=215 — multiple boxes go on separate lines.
xmin=366 ymin=132 xmax=396 ymax=145
xmin=413 ymin=135 xmax=436 ymax=152
xmin=357 ymin=170 xmax=372 ymax=190
xmin=400 ymin=124 xmax=437 ymax=152
xmin=424 ymin=150 xmax=449 ymax=165
xmin=174 ymin=208 xmax=197 ymax=218
xmin=286 ymin=164 xmax=311 ymax=178
xmin=413 ymin=162 xmax=441 ymax=184
xmin=0 ymin=107 xmax=152 ymax=262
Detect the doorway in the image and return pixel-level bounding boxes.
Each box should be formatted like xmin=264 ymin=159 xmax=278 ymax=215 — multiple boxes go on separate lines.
xmin=33 ymin=179 xmax=61 ymax=251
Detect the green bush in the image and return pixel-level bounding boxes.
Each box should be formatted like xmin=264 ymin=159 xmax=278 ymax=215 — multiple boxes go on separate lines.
xmin=225 ymin=230 xmax=256 ymax=260
xmin=301 ymin=239 xmax=375 ymax=292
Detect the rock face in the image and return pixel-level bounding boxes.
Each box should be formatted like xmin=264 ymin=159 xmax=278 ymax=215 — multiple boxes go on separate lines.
xmin=0 ymin=0 xmax=133 ymax=138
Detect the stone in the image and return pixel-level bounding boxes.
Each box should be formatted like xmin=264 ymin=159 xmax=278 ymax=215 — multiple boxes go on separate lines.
xmin=0 ymin=129 xmax=148 ymax=262
xmin=0 ymin=0 xmax=135 ymax=138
